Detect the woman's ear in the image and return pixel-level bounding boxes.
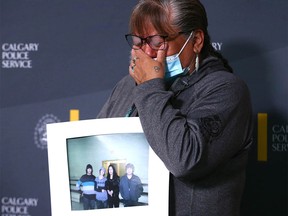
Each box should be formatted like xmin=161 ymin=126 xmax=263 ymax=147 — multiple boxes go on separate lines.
xmin=192 ymin=30 xmax=204 ymax=53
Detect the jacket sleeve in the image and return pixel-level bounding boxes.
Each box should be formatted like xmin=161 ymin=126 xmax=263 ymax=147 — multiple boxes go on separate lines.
xmin=97 ymin=75 xmax=135 ymax=118
xmin=119 ymin=176 xmax=124 ymax=197
xmin=133 ymin=74 xmax=253 ymax=182
xmin=76 ymin=179 xmax=82 ymax=190
xmin=136 ymin=177 xmax=143 ymax=198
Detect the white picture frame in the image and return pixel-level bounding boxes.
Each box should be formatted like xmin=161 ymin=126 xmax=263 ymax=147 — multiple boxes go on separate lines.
xmin=47 ymin=117 xmax=169 ymax=216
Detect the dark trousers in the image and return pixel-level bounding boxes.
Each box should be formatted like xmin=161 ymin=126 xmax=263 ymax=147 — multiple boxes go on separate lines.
xmin=123 ymin=199 xmax=139 ymax=207
xmin=108 ymin=195 xmax=119 ymax=208
xmin=82 ymin=196 xmax=96 ymax=210
xmin=96 ymin=200 xmax=108 ymax=209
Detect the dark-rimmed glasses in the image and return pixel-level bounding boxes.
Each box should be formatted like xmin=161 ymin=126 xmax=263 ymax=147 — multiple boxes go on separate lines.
xmin=125 ymin=31 xmax=193 ymax=51
xmin=125 ymin=34 xmax=168 ymax=50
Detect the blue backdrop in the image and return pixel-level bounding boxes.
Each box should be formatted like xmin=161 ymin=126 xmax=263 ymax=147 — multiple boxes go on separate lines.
xmin=1 ymin=0 xmax=287 ymax=215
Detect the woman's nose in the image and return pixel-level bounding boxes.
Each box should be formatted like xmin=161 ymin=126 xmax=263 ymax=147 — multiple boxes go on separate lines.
xmin=141 ymin=44 xmax=157 ymax=58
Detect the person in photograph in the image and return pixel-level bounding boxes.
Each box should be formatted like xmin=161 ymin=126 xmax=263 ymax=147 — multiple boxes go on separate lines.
xmin=95 ymin=166 xmax=108 ymax=209
xmin=97 ymin=0 xmax=253 ymax=215
xmin=75 ymin=164 xmax=96 ymax=210
xmin=106 ymin=164 xmax=120 ymax=208
xmin=120 ymin=163 xmax=143 ymax=207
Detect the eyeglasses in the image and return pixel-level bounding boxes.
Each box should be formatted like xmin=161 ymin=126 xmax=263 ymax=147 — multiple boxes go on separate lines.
xmin=125 ymin=31 xmax=193 ymax=51
xmin=125 ymin=34 xmax=168 ymax=50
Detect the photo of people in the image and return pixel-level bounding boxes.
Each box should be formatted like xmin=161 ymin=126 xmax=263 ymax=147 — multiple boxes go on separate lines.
xmin=66 ymin=133 xmax=149 ymax=211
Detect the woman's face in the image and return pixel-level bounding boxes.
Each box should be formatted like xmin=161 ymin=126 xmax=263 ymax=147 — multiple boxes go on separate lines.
xmin=109 ymin=166 xmax=113 ymax=175
xmin=100 ymin=169 xmax=105 ymax=176
xmin=134 ymin=22 xmax=195 ymax=69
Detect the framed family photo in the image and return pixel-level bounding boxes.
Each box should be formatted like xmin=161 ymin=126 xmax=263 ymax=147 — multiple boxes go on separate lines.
xmin=47 ymin=117 xmax=169 ymax=216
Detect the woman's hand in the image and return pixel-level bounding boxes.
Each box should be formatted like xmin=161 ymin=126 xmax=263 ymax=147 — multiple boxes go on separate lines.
xmin=129 ymin=44 xmax=167 ymax=85
xmin=107 ymin=190 xmax=113 ymax=196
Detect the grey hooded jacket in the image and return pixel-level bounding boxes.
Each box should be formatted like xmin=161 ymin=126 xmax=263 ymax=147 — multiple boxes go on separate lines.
xmin=97 ymin=56 xmax=253 ymax=216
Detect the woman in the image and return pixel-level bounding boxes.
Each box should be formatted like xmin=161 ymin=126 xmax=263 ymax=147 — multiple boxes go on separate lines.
xmin=98 ymin=0 xmax=253 ymax=215
xmin=106 ymin=165 xmax=120 ymax=208
xmin=94 ymin=167 xmax=108 ymax=209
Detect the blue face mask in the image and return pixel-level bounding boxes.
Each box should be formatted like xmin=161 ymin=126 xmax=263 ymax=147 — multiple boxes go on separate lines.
xmin=165 ymin=31 xmax=194 ymax=80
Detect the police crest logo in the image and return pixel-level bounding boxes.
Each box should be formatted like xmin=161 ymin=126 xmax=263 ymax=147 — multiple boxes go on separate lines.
xmin=34 ymin=114 xmax=60 ymax=150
